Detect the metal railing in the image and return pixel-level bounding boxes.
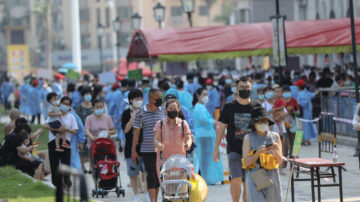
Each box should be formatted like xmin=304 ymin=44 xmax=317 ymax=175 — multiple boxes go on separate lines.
xmin=320 ymin=87 xmax=357 ymax=138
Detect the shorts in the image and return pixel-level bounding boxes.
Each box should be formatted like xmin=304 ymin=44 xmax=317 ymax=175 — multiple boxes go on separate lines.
xmin=141 ymin=152 xmax=160 ymax=189
xmin=49 ymin=120 xmax=62 ymax=136
xmin=228 ymin=152 xmax=245 ymax=180
xmin=126 ymin=157 xmax=145 ymax=177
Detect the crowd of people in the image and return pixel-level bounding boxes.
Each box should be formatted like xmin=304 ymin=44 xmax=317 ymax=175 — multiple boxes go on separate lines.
xmin=0 ymin=63 xmax=357 ymax=201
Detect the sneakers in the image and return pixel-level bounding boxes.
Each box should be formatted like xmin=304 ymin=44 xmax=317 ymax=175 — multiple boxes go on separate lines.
xmin=62 ymin=143 xmax=71 ymax=149
xmin=56 ymin=147 xmax=64 ymax=152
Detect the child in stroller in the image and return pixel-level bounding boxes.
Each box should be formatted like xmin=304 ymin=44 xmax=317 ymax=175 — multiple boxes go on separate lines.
xmin=91 ymin=138 xmax=125 ymax=198
xmin=160 ymin=154 xmax=192 ymax=202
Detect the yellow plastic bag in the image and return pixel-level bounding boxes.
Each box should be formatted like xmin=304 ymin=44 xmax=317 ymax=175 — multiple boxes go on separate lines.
xmin=188 ymin=174 xmax=207 ymax=202
xmin=259 ymin=153 xmax=279 ymax=170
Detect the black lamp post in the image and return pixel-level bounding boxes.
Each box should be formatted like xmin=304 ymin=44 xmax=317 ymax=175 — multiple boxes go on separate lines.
xmin=131 ymin=12 xmax=142 ymax=30
xmin=153 ymin=2 xmax=165 ymax=28
xmin=97 ymin=23 xmax=104 ymax=72
xmin=113 ymin=17 xmax=122 ymax=71
xmin=181 ymin=0 xmax=195 ymax=27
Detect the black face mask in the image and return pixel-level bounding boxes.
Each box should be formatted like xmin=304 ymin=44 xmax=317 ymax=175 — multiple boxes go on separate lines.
xmin=167 ymin=111 xmax=178 ymax=119
xmin=155 ymin=98 xmax=163 ymax=107
xmin=239 ymin=89 xmax=251 ymax=99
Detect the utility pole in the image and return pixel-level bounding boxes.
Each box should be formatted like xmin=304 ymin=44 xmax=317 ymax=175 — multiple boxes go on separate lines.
xmin=71 ymin=0 xmax=82 ymax=72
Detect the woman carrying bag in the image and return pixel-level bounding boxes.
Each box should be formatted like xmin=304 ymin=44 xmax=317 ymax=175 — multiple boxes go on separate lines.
xmin=242 ymin=107 xmax=283 ymax=202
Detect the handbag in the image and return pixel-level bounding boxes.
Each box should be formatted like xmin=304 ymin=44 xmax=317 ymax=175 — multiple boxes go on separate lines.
xmin=250 ymin=168 xmax=274 ymax=191
xmin=290 ymin=115 xmax=301 ymax=133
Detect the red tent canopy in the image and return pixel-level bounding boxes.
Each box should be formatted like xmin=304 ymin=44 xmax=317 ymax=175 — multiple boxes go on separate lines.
xmin=127 ymin=18 xmax=360 ymax=62
xmin=114 ymin=60 xmax=153 ymax=77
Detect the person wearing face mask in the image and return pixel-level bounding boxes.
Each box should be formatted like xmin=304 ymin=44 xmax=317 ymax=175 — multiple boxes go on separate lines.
xmin=192 ymin=88 xmax=224 ymax=185
xmin=141 ymin=79 xmax=151 ymax=105
xmin=175 ymin=79 xmax=193 ymax=111
xmin=214 ymin=76 xmax=261 ymax=202
xmin=184 ymin=72 xmax=201 ymax=96
xmin=153 ymin=99 xmax=192 ymax=176
xmin=53 ymin=74 xmax=65 ymax=98
xmin=28 ymin=79 xmax=42 ymax=125
xmin=205 ymin=78 xmax=221 ymax=118
xmin=226 ymin=80 xmax=240 ymax=102
xmin=75 ymin=87 xmax=93 ymax=173
xmin=242 ymin=107 xmax=283 ymax=202
xmin=256 ymin=87 xmax=266 ymax=105
xmin=131 ymin=89 xmax=166 ymax=202
xmin=121 ymin=89 xmax=147 ymax=200
xmin=44 ymin=96 xmax=78 ymax=187
xmin=85 ymin=99 xmax=116 ymax=190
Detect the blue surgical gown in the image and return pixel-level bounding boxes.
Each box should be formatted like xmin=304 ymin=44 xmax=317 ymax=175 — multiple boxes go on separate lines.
xmin=20 ymin=84 xmax=31 ymax=115
xmin=71 ymin=91 xmax=82 ymax=109
xmin=69 ymin=111 xmax=86 ymax=171
xmin=52 ymin=82 xmax=63 ymax=98
xmin=0 ymin=81 xmax=14 ymax=103
xmin=28 ymin=86 xmax=41 ymax=116
xmin=184 ymin=83 xmax=202 ymax=96
xmin=177 ymin=90 xmax=193 ymax=111
xmin=206 ymin=88 xmax=221 ymax=118
xmin=181 ymin=106 xmax=194 ymax=134
xmin=40 ymin=86 xmax=52 ymax=119
xmin=297 ymin=89 xmax=318 ymax=140
xmin=192 ymin=103 xmax=224 ymax=185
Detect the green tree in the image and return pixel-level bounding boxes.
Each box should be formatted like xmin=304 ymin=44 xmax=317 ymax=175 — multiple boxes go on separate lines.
xmin=33 ymin=0 xmax=52 ymax=70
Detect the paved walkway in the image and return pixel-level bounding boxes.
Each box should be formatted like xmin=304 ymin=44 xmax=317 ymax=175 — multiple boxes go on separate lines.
xmin=69 ymin=141 xmax=359 ymax=202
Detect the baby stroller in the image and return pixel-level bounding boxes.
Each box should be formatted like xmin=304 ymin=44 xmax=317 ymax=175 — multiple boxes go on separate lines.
xmin=91 ymin=138 xmax=125 ymax=198
xmin=160 ymin=154 xmax=192 ymax=202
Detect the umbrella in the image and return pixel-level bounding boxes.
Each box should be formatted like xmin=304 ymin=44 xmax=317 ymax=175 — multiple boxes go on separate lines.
xmin=58 ymin=68 xmax=68 ymax=74
xmin=62 ymin=63 xmax=77 ymax=69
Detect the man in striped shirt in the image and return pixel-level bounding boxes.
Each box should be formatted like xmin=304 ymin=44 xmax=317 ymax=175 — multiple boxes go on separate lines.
xmin=132 ymin=89 xmax=165 ymax=202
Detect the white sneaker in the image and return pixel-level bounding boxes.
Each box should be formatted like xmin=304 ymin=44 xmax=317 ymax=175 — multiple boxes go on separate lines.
xmin=133 ymin=194 xmax=142 ymax=202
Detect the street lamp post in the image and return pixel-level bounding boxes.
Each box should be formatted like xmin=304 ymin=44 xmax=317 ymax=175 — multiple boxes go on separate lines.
xmin=113 ymin=17 xmax=122 ymax=72
xmin=131 ymin=13 xmax=142 ymax=30
xmin=274 ymin=0 xmax=285 ymax=84
xmin=153 ymin=2 xmax=165 ymax=29
xmin=97 ymin=23 xmax=104 ymax=72
xmin=349 ymin=0 xmax=360 ymax=158
xmin=181 ymin=0 xmax=195 ymax=27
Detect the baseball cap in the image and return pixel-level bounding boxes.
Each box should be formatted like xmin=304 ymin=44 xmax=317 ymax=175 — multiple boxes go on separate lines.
xmin=55 ymin=73 xmax=66 ymax=80
xmin=205 ymin=78 xmax=214 ymax=85
xmin=164 ymin=94 xmax=177 ymax=101
xmin=293 ymin=79 xmax=305 ymax=87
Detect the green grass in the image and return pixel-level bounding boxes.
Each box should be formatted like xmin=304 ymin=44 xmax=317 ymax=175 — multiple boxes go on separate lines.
xmin=0 ymin=166 xmax=55 ymax=201
xmin=0 ymin=104 xmax=8 ymax=117
xmin=0 ymin=123 xmax=49 ymax=151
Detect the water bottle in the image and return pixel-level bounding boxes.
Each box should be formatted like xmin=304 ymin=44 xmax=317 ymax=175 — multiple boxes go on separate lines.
xmin=332 ymin=148 xmax=338 ymax=163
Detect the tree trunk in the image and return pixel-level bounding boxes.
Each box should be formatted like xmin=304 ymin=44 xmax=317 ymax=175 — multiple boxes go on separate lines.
xmin=46 ymin=0 xmax=52 ymax=70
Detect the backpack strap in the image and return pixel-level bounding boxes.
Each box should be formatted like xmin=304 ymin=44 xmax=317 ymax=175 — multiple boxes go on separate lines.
xmin=181 ymin=120 xmax=184 ymax=137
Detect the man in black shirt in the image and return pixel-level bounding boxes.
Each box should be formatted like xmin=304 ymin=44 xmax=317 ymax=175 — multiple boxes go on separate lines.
xmin=214 ymin=76 xmax=260 ymax=202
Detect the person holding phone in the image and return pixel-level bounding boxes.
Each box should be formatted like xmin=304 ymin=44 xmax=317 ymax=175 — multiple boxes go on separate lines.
xmin=242 ymin=107 xmax=283 ymax=202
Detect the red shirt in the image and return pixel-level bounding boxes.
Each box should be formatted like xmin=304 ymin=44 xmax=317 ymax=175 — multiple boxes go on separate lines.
xmin=285 ymin=98 xmax=299 ymax=113
xmin=273 ymin=98 xmax=286 ymax=109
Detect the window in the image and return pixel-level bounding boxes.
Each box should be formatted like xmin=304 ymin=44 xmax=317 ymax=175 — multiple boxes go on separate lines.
xmin=117 ymin=7 xmax=132 ymax=19
xmin=10 ymin=30 xmax=24 ymax=44
xmin=237 ymin=9 xmax=249 ymax=23
xmin=106 ymin=8 xmax=110 ymax=27
xmin=106 ymin=33 xmax=111 ymax=49
xmin=171 ymin=6 xmax=182 ymax=17
xmin=81 ymin=34 xmax=91 ymax=49
xmin=199 ymin=6 xmax=208 ymax=16
xmin=96 ymin=8 xmax=101 ymax=24
xmin=80 ymin=9 xmax=90 ymax=22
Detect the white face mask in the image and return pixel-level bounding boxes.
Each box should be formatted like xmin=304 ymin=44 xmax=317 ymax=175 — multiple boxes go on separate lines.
xmin=201 ymin=96 xmax=209 ymax=105
xmin=255 ymin=123 xmax=268 ymax=133
xmin=132 ymin=100 xmax=143 ymax=108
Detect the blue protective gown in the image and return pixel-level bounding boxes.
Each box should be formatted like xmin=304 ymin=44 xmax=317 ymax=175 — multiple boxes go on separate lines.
xmin=177 ymin=90 xmax=193 ymax=111
xmin=20 ymin=84 xmax=31 ymax=115
xmin=69 ymin=111 xmax=86 ymax=171
xmin=108 ymin=89 xmax=122 ymax=118
xmin=115 ymin=90 xmax=129 ymax=140
xmin=104 ymin=90 xmax=114 ymax=107
xmin=206 ymin=88 xmax=221 ymax=118
xmin=52 ymin=82 xmax=63 ymax=98
xmin=142 ymin=90 xmax=149 ymax=106
xmin=192 ymin=103 xmax=224 ymax=185
xmin=71 ymin=90 xmax=82 ymax=109
xmin=28 ymin=86 xmax=42 ymax=116
xmin=290 ymin=85 xmax=299 ymax=99
xmin=181 ymin=106 xmax=194 ymax=134
xmin=0 ymin=81 xmax=14 ymax=104
xmin=40 ymin=86 xmax=52 ymax=120
xmin=226 ymin=94 xmax=235 ymax=102
xmin=297 ymin=89 xmax=318 ymax=140
xmin=184 ymin=83 xmax=202 ymax=96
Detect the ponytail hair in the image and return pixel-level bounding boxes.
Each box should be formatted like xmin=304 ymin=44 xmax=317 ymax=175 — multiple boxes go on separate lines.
xmin=192 ymin=87 xmax=206 ymax=106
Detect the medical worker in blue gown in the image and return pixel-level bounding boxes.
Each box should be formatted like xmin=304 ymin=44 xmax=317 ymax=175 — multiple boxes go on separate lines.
xmin=205 ymin=78 xmax=221 ymax=118
xmin=20 ymin=79 xmax=31 ymax=117
xmin=40 ymin=80 xmax=52 ymax=120
xmin=294 ymin=79 xmax=318 ymax=145
xmin=175 ymin=79 xmax=193 ymax=111
xmin=192 ymin=88 xmax=224 ymax=185
xmin=69 ymin=111 xmax=87 ymax=171
xmin=28 ymin=80 xmax=42 ymax=124
xmin=53 ymin=74 xmax=65 ymax=98
xmin=184 ymin=73 xmax=201 ymax=96
xmin=0 ymin=77 xmax=14 ymax=109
